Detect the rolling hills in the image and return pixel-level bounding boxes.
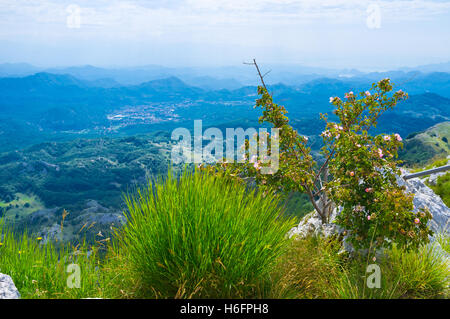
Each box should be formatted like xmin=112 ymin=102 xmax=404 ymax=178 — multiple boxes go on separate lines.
xmin=0 ymin=71 xmax=449 ymax=153
xmin=0 ymin=66 xmax=449 ymax=242
xmin=0 ymin=132 xmax=174 ymax=242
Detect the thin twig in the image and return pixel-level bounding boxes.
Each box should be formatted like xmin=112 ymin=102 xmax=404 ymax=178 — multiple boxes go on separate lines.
xmin=244 ymin=58 xmax=268 ymax=91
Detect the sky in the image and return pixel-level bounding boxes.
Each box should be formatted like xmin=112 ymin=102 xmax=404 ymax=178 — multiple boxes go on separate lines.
xmin=0 ymin=0 xmax=449 ymax=70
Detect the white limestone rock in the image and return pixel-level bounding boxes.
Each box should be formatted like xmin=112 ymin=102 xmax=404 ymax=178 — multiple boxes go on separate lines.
xmin=0 ymin=274 xmax=20 ymax=299
xmin=426 ymin=172 xmax=447 ymax=186
xmin=398 ymin=177 xmax=450 ymax=235
xmin=288 ymin=206 xmax=343 ymax=239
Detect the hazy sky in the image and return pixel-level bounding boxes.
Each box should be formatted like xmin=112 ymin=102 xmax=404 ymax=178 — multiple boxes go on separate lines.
xmin=1 ymin=0 xmax=449 ymax=70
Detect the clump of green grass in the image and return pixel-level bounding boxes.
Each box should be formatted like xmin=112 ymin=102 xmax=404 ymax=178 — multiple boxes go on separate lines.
xmin=271 ymin=235 xmax=450 ymax=299
xmin=112 ymin=169 xmax=296 ymax=298
xmin=269 ymin=235 xmax=346 ymax=299
xmin=429 ymin=172 xmax=450 ymax=207
xmin=0 ymin=221 xmax=102 ymax=299
xmin=435 ymin=232 xmax=450 ymax=255
xmin=382 ymin=243 xmax=449 ymax=298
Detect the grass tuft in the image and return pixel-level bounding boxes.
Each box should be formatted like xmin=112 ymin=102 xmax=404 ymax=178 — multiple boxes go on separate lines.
xmin=112 ymin=169 xmax=296 ymax=298
xmin=271 ymin=235 xmax=449 ymax=299
xmin=0 ymin=220 xmax=102 ymax=298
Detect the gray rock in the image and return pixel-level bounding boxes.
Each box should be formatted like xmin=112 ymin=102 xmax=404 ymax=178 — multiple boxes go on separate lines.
xmin=28 ymin=207 xmax=59 ymax=224
xmin=426 ymin=172 xmax=447 ymax=186
xmin=288 ymin=206 xmax=357 ymax=255
xmin=288 ymin=206 xmax=343 ymax=239
xmin=429 ymin=236 xmax=450 ymax=263
xmin=41 ymin=222 xmax=63 ymax=243
xmin=398 ymin=176 xmax=450 ymax=235
xmin=0 ymin=274 xmax=20 ymax=299
xmin=74 ymin=212 xmax=125 ymax=225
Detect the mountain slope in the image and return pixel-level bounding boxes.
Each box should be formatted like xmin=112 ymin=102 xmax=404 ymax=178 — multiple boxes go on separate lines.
xmin=0 ymin=132 xmax=173 ymax=241
xmin=399 ymin=122 xmax=450 ymax=166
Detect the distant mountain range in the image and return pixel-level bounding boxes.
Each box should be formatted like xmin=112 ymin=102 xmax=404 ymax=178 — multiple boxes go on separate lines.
xmin=0 ymin=70 xmax=449 ymax=153
xmin=2 ymin=61 xmax=450 ymax=89
xmin=399 ymin=61 xmax=450 ymax=74
xmin=0 ymin=63 xmax=245 ymax=89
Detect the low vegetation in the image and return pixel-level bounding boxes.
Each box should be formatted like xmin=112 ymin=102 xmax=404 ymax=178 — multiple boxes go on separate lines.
xmin=1 ymin=81 xmax=448 ymax=300
xmin=429 ymin=172 xmax=450 ymax=207
xmin=1 ymin=169 xmax=448 ymax=299
xmin=0 ymin=220 xmax=101 ymax=298
xmin=272 ymin=236 xmax=449 ymax=299
xmin=0 ymin=133 xmax=173 ymax=242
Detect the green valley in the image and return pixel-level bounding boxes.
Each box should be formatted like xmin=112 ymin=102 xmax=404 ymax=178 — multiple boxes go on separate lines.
xmin=0 ymin=132 xmax=175 ymax=242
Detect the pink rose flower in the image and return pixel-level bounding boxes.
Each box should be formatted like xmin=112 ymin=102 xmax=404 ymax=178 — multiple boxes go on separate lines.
xmin=394 ymin=133 xmax=402 ymax=141
xmin=377 ymin=148 xmax=383 ymax=158
xmin=414 ymin=218 xmax=420 ymax=224
xmin=345 ymin=91 xmax=354 ymax=99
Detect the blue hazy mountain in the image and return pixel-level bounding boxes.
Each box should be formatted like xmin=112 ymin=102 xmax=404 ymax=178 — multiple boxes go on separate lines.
xmin=0 ymin=70 xmax=449 ymax=153
xmin=399 ymin=61 xmax=450 ymax=73
xmin=0 ymin=63 xmax=40 ymax=77
xmin=2 ymin=61 xmax=450 ymax=90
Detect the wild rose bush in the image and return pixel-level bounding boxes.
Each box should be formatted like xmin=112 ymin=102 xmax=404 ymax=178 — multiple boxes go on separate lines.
xmin=324 ymin=80 xmax=432 ymax=250
xmin=206 ymin=77 xmax=432 ymax=251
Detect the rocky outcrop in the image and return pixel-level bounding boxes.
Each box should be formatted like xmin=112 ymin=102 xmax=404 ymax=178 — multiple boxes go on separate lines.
xmin=75 ymin=200 xmax=125 ymax=225
xmin=288 ymin=206 xmax=343 ymax=239
xmin=398 ymin=176 xmax=449 ymax=235
xmin=427 ymin=171 xmax=447 ymax=186
xmin=0 ymin=274 xmax=20 ymax=299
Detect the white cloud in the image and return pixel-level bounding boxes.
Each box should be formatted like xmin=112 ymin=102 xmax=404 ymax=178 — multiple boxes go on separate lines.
xmin=2 ymin=0 xmax=450 ymax=29
xmin=0 ymin=0 xmax=449 ymax=67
